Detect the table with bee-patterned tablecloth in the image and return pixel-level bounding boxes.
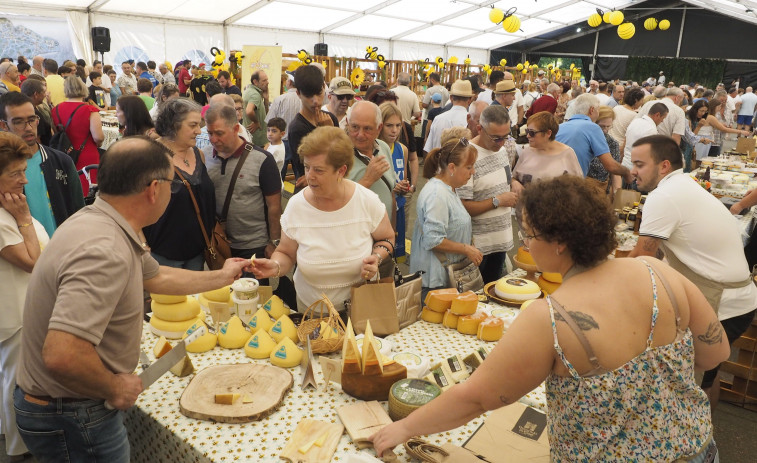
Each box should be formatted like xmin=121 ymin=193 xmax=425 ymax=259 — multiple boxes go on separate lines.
xmin=126 ymin=293 xmax=546 ymax=462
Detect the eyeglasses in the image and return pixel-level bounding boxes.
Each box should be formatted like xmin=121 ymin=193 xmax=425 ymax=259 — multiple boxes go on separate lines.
xmin=482 ymin=128 xmax=509 ymax=144
xmin=336 ymin=94 xmax=354 ymax=101
xmin=2 ymin=115 xmax=40 ymax=130
xmin=146 ymin=177 xmax=172 ymax=187
xmin=525 ymin=129 xmax=544 ymax=137
xmin=517 ymin=230 xmax=541 ymax=249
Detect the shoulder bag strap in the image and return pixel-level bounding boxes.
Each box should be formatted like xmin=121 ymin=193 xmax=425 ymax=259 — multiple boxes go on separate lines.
xmin=56 ymin=104 xmax=89 ymax=151
xmin=174 ymin=167 xmax=212 ymax=249
xmin=220 ymin=143 xmax=253 ymax=221
xmin=354 ymin=149 xmax=394 ymax=194
xmin=549 ymin=296 xmax=604 ymax=372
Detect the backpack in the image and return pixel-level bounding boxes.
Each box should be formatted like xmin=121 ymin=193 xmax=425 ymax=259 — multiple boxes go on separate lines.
xmin=50 ymin=104 xmax=87 ymax=165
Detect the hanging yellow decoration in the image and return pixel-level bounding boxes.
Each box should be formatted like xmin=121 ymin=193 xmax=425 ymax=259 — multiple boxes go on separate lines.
xmin=503 ymin=15 xmax=520 ymax=33
xmin=609 ymin=11 xmax=624 ymax=26
xmin=489 ymin=8 xmax=505 ymax=24
xmin=378 ymin=61 xmax=386 ymax=69
xmin=297 ymin=49 xmax=308 ymax=61
xmin=617 ymin=22 xmax=635 ymax=40
xmin=464 ymin=57 xmax=471 ymax=65
xmin=603 ymin=12 xmax=611 ymax=23
xmin=570 ymin=63 xmax=575 ymax=69
xmin=286 ymin=61 xmax=302 ymax=72
xmin=659 ymin=19 xmax=670 ymax=30
xmin=516 ymin=63 xmax=524 ymax=70
xmin=588 ymin=13 xmax=602 ymax=27
xmin=522 ymin=69 xmax=527 ymax=75
xmin=321 ymin=60 xmax=328 ymax=69
xmin=448 ymin=56 xmax=458 ymax=64
xmin=524 ymin=61 xmax=530 ymax=67
xmin=499 ymin=58 xmax=507 ymax=67
xmin=482 ymin=64 xmax=492 ymax=75
xmin=350 ymin=67 xmax=365 ymax=87
xmin=644 ymin=18 xmax=658 ymax=30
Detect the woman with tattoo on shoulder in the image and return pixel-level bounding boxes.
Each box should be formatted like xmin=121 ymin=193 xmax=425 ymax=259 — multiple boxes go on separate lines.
xmin=372 ymin=175 xmax=730 ymax=462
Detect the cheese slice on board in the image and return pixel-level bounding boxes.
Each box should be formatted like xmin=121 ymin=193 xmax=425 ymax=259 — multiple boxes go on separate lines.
xmin=341 ymin=318 xmax=362 ymax=374
xmin=215 ymin=393 xmax=240 ymax=405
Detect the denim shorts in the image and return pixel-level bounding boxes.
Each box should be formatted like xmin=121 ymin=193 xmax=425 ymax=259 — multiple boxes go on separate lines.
xmin=14 ymin=386 xmax=130 ymax=463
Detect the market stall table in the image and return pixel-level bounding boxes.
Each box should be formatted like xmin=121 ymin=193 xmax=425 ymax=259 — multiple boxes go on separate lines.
xmin=100 ymin=110 xmax=120 ymax=150
xmin=126 ymin=291 xmax=546 ymax=462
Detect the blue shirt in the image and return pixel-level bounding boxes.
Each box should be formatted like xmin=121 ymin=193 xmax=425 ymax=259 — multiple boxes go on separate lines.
xmin=139 ymin=71 xmax=158 ymax=89
xmin=410 ymin=177 xmax=472 ymax=288
xmin=555 ymin=114 xmax=610 ymax=176
xmin=25 ymin=148 xmax=57 ymax=237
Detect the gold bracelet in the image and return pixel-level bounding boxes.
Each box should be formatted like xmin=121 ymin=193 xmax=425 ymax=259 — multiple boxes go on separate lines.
xmin=272 ymin=260 xmax=281 ymax=278
xmin=18 ymin=222 xmax=33 ymax=228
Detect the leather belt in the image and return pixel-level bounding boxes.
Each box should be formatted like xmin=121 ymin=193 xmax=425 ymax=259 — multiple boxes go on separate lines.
xmin=24 ymin=393 xmax=91 ymax=406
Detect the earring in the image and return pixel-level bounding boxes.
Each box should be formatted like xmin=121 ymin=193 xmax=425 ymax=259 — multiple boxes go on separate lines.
xmin=338 ymin=177 xmax=342 ymax=183
xmin=555 ymin=248 xmax=560 ymax=256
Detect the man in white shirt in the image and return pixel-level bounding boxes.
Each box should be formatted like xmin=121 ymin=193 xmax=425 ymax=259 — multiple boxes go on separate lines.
xmin=502 ymin=71 xmax=524 ymax=126
xmin=393 ymin=72 xmax=420 ymax=124
xmin=491 ymin=80 xmax=518 ymax=130
xmin=476 ymin=70 xmax=504 ymax=105
xmin=657 ymin=71 xmax=666 ymax=86
xmin=159 ymin=63 xmax=175 ymax=85
xmin=629 ymin=134 xmax=757 ymax=407
xmin=636 ymin=87 xmax=686 ymax=145
xmin=622 ymin=102 xmax=668 ymax=168
xmin=423 ymin=80 xmax=473 ymax=152
xmin=595 ymin=82 xmax=612 ymax=105
xmin=736 ymin=86 xmax=757 ymax=130
xmin=421 ymin=72 xmax=449 ymax=117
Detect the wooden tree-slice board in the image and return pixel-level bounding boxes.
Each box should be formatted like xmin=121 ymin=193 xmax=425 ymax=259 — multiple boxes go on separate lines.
xmin=180 ymin=363 xmax=293 ymax=423
xmin=279 ymin=418 xmax=344 ymax=463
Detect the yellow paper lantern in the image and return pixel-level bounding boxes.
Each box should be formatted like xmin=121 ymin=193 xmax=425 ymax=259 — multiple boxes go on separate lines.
xmin=448 ymin=56 xmax=458 ymax=64
xmin=617 ymin=22 xmax=635 ymax=40
xmin=644 ymin=18 xmax=658 ymax=30
xmin=524 ymin=61 xmax=530 ymax=67
xmin=499 ymin=58 xmax=507 ymax=67
xmin=609 ymin=11 xmax=624 ymax=26
xmin=522 ymin=69 xmax=527 ymax=75
xmin=464 ymin=57 xmax=471 ymax=65
xmin=503 ymin=15 xmax=521 ymax=33
xmin=603 ymin=12 xmax=611 ymax=23
xmin=588 ymin=13 xmax=602 ymax=28
xmin=659 ymin=19 xmax=670 ymax=30
xmin=516 ymin=63 xmax=524 ymax=70
xmin=489 ymin=8 xmax=505 ymax=24
xmin=378 ymin=61 xmax=386 ymax=69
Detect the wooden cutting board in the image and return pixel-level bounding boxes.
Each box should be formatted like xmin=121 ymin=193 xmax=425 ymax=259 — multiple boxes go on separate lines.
xmin=180 ymin=363 xmax=292 ymax=423
xmin=279 ymin=418 xmax=344 ymax=463
xmin=337 ymin=401 xmax=393 ymax=447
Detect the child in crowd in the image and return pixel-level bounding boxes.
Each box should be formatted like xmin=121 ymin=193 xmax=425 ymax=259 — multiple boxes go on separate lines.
xmin=137 ymin=78 xmax=155 ymax=110
xmin=265 ymin=117 xmax=286 ymax=180
xmin=88 ymin=71 xmax=107 ymax=108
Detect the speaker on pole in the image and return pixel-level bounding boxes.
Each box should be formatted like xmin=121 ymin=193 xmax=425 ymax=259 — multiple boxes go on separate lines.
xmin=92 ymin=27 xmax=111 ymax=53
xmin=314 ymin=43 xmax=328 ymax=57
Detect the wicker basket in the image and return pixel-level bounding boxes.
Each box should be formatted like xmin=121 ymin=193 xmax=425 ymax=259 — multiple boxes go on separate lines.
xmin=296 ymin=294 xmax=346 ymax=354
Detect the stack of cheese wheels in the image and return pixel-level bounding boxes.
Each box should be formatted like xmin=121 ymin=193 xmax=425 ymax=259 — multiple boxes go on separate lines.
xmin=421 ymin=288 xmax=458 ymax=323
xmin=149 ymin=294 xmax=205 ymax=339
xmin=494 ymin=277 xmax=541 ymax=302
xmin=537 ymin=272 xmax=562 ymax=295
xmin=198 ymin=285 xmax=233 ymax=311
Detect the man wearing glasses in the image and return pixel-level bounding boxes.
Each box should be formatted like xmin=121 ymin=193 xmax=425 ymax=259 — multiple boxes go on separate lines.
xmin=323 ymin=76 xmax=354 ymax=128
xmin=0 ymin=92 xmax=83 ymax=237
xmin=458 ymin=105 xmax=518 ymax=283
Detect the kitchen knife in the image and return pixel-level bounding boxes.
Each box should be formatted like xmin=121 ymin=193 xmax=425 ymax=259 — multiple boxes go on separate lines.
xmin=138 ymin=350 xmax=150 ymax=371
xmin=139 ymin=325 xmax=206 ymax=389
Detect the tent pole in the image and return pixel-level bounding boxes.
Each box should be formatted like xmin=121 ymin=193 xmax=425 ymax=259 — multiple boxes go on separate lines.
xmin=676 ymin=5 xmax=687 ymax=58
xmin=591 ymin=31 xmax=599 ymax=80
xmin=224 ymin=24 xmax=230 ymax=56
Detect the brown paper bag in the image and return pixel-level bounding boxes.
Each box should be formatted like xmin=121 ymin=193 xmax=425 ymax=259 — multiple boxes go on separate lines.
xmin=735 ymin=137 xmax=756 ymax=155
xmin=463 ymin=402 xmax=550 ymax=462
xmin=348 ymin=280 xmax=400 ymax=336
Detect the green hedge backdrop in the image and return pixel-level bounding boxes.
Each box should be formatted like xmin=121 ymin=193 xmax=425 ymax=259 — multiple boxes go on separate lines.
xmin=626 ymin=57 xmax=727 ymax=88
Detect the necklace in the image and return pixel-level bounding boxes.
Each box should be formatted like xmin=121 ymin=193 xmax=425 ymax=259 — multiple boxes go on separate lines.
xmin=182 ymin=157 xmax=190 ymax=167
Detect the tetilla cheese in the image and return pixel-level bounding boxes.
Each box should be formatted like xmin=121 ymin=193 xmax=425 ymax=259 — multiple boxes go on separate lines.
xmin=268 ymin=314 xmax=298 ymax=343
xmin=217 ymin=316 xmax=249 ymax=349
xmin=270 ymin=337 xmax=303 ymax=368
xmin=183 ymin=320 xmax=217 ymax=353
xmin=248 ymin=308 xmax=274 ymax=334
xmin=244 ymin=330 xmax=276 ymax=359
xmin=262 ymin=295 xmax=289 ymax=320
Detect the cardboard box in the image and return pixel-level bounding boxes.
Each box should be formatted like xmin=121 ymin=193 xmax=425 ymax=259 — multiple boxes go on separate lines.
xmin=463 ymin=402 xmax=550 ymax=462
xmin=612 ymin=189 xmax=641 ymax=210
xmin=735 ymin=137 xmax=756 ymax=157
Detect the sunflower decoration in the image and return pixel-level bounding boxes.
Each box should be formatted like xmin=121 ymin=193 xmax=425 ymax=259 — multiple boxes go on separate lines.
xmin=350 ymin=67 xmax=365 ymax=87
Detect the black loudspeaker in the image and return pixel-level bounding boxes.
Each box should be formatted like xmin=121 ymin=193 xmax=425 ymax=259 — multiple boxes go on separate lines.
xmin=92 ymin=27 xmax=111 ymax=53
xmin=314 ymin=43 xmax=328 ymax=57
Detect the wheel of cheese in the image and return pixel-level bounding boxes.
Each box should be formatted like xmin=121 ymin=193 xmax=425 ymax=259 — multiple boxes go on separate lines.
xmin=355 ymin=334 xmax=393 ymax=357
xmin=450 ymin=291 xmax=477 ymax=315
xmin=197 ymin=293 xmax=234 ymax=310
xmin=424 ymin=288 xmax=458 ymax=313
xmin=494 ymin=277 xmax=541 ymax=301
xmin=477 ymin=317 xmax=504 ymax=342
xmin=151 ymin=297 xmax=201 ymax=322
xmin=388 ymin=378 xmax=442 ymax=421
xmin=202 ymin=285 xmax=231 ymax=303
xmin=537 ymin=275 xmax=561 ymax=295
xmin=392 ymin=351 xmax=430 ymax=378
xmin=420 ymin=307 xmax=444 ymax=323
xmin=270 ymin=337 xmax=303 ymax=368
xmin=457 ymin=311 xmax=488 ymax=335
xmin=149 ymin=315 xmax=205 ymax=339
xmin=150 ymin=293 xmax=187 ymax=304
xmin=516 ymin=247 xmax=535 ymax=265
xmin=520 ymin=299 xmax=536 ymax=311
xmin=541 ymin=272 xmax=562 ymax=284
xmin=442 ymin=310 xmax=459 ymax=329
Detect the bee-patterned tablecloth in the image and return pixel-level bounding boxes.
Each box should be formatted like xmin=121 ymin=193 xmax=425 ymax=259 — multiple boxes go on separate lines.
xmin=127 ymin=301 xmax=546 ymax=462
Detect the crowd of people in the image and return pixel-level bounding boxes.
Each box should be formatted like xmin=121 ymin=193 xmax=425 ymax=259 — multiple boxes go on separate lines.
xmin=0 ymin=51 xmax=756 ymax=461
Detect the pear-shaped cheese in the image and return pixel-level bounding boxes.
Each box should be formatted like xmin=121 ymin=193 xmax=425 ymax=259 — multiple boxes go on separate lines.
xmin=151 ymin=293 xmax=187 ymax=304
xmin=182 ymin=320 xmax=217 ymax=353
xmin=218 ymin=315 xmax=249 ymax=349
xmin=341 ymin=318 xmax=361 ymax=374
xmin=268 ymin=314 xmax=298 ymax=343
xmin=248 ymin=308 xmax=274 ymax=334
xmin=319 ymin=321 xmax=338 ymax=340
xmin=169 ymin=354 xmax=194 ymax=377
xmin=151 ymin=296 xmax=201 ymax=322
xmin=361 ymin=321 xmax=383 ymax=376
xmin=270 ymin=337 xmax=303 ymax=368
xmin=244 ymin=330 xmax=277 ymax=359
xmin=262 ymin=295 xmax=289 ymax=320
xmin=203 ymin=285 xmax=231 ymax=303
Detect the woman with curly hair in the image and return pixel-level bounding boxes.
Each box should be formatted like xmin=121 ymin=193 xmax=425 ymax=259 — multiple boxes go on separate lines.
xmin=372 ymin=175 xmax=729 ymax=462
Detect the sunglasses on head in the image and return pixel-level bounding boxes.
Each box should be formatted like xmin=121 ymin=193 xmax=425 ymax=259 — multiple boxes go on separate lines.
xmin=336 ymin=94 xmax=354 ymax=101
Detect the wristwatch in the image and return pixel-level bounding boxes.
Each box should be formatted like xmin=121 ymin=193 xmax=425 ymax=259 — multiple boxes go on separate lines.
xmin=492 ymin=197 xmax=500 ymax=209
xmin=270 ymin=239 xmax=281 ymax=247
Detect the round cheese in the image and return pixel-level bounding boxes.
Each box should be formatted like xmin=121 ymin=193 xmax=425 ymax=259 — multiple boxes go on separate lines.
xmin=388 ymin=378 xmax=442 ymax=421
xmin=202 ymin=285 xmax=231 ymax=303
xmin=270 ymin=337 xmax=303 ymax=368
xmin=392 ymin=351 xmax=430 ymax=378
xmin=494 ymin=277 xmax=541 ymax=301
xmin=457 ymin=311 xmax=488 ymax=335
xmin=149 ymin=315 xmax=205 ymax=339
xmin=424 ymin=288 xmax=458 ymax=313
xmin=537 ymin=275 xmax=561 ymax=295
xmin=218 ymin=315 xmax=249 ymax=349
xmin=197 ymin=293 xmax=234 ymax=310
xmin=183 ymin=320 xmax=217 ymax=353
xmin=449 ymin=291 xmax=477 ymax=316
xmin=541 ymin=272 xmax=562 ymax=283
xmin=244 ymin=330 xmax=277 ymax=359
xmin=516 ymin=246 xmax=535 ymax=265
xmin=442 ymin=310 xmax=459 ymax=329
xmin=151 ymin=296 xmax=201 ymax=322
xmin=150 ymin=294 xmax=187 ymax=304
xmin=477 ymin=317 xmax=504 ymax=342
xmin=520 ymin=299 xmax=536 ymax=311
xmin=420 ymin=306 xmax=444 ymax=323
xmin=268 ymin=314 xmax=298 ymax=343
xmin=355 ymin=334 xmax=393 ymax=357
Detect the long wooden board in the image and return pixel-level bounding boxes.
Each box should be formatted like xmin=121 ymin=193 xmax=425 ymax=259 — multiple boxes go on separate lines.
xmin=180 ymin=363 xmax=292 ymax=423
xmin=280 ymin=419 xmax=344 ymax=463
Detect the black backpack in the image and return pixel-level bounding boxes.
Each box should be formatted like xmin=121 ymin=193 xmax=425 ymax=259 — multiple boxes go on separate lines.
xmin=51 ymin=104 xmax=87 ymax=165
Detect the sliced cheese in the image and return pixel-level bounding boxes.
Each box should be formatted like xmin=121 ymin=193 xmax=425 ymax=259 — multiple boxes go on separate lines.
xmin=270 ymin=337 xmax=303 ymax=368
xmin=424 ymin=365 xmax=454 ymax=391
xmin=431 ymin=354 xmax=469 ymax=383
xmin=262 ymin=295 xmax=289 ymax=320
xmin=298 ymin=437 xmax=318 ymax=455
xmin=424 ymin=288 xmax=459 ymax=313
xmin=360 ymin=321 xmax=383 ymax=376
xmin=463 ymin=351 xmax=484 ymax=372
xmin=218 ymin=315 xmax=249 ymax=349
xmin=152 ymin=336 xmax=172 ymax=358
xmin=169 ymin=354 xmax=194 ymax=377
xmin=182 ymin=320 xmax=217 ymax=353
xmin=151 ymin=297 xmax=201 ymax=322
xmin=203 ymin=285 xmax=231 ymax=303
xmin=314 ymin=430 xmax=328 ymax=447
xmin=244 ymin=330 xmax=277 ymax=359
xmin=450 ymin=291 xmax=478 ymax=316
xmin=420 ymin=306 xmax=444 ymax=324
xmin=150 ymin=293 xmax=187 ymax=304
xmin=248 ymin=308 xmax=274 ymax=334
xmin=341 ymin=318 xmax=362 ymax=374
xmin=242 ymin=394 xmax=253 ymax=404
xmin=268 ymin=314 xmax=298 ymax=343
xmin=214 ymin=393 xmax=240 ymax=405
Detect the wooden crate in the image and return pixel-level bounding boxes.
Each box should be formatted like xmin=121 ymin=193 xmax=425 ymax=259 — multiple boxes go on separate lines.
xmin=719 ymin=315 xmax=757 ymax=410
